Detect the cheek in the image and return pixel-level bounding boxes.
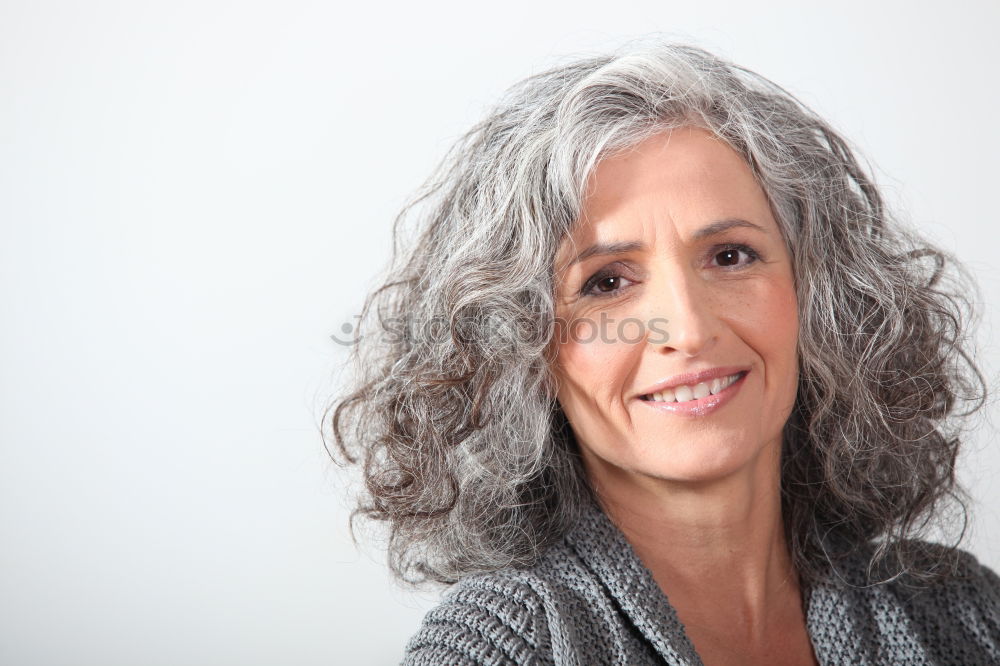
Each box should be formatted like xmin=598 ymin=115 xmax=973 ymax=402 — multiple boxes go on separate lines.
xmin=552 ymin=318 xmax=635 ymax=404
xmin=750 ymin=281 xmax=800 ymax=401
xmin=773 ymin=282 xmax=799 ymax=350
xmin=740 ymin=278 xmax=798 ymax=349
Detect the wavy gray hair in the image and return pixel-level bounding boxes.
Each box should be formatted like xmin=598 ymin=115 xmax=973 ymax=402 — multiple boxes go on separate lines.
xmin=325 ymin=36 xmax=988 ymax=591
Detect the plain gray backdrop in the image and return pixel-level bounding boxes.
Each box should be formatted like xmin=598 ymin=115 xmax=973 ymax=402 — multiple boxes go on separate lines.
xmin=2 ymin=1 xmax=999 ymax=664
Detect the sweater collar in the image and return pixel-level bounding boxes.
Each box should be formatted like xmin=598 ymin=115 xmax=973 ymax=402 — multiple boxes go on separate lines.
xmin=561 ymin=495 xmax=904 ymax=665
xmin=563 ymin=496 xmax=706 ymax=665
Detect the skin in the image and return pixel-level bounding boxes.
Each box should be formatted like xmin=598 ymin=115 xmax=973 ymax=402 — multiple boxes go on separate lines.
xmin=549 ymin=126 xmax=815 ymax=665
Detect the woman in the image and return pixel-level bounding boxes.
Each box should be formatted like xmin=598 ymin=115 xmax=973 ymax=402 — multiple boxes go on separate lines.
xmin=327 ymin=37 xmax=1000 ymax=665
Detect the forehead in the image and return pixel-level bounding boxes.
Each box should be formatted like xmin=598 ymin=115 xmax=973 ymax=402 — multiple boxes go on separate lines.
xmin=555 ymin=126 xmax=774 ymax=263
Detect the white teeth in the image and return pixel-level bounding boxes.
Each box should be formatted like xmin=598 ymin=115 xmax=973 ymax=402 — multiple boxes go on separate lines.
xmin=674 ymin=384 xmax=694 ymax=402
xmin=645 ymin=372 xmax=742 ymax=403
xmin=649 ymin=388 xmax=675 ymax=403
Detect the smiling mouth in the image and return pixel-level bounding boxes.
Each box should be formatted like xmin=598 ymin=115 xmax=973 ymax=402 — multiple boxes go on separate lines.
xmin=639 ymin=370 xmax=749 ymax=403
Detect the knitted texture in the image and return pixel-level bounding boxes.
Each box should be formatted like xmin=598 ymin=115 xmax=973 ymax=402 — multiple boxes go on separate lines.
xmin=401 ymin=498 xmax=1000 ymax=665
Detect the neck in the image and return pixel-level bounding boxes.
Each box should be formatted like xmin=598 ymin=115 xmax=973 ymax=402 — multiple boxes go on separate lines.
xmin=585 ymin=435 xmax=801 ymax=644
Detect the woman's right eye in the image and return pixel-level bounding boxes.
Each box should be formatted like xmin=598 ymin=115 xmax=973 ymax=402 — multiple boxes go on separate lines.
xmin=580 ymin=271 xmax=634 ymax=298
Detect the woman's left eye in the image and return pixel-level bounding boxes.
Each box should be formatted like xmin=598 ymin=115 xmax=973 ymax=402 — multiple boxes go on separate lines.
xmin=710 ymin=244 xmax=760 ymax=269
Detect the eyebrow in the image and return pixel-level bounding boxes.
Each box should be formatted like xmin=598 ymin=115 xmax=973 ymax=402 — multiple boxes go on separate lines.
xmin=569 ymin=218 xmax=766 ymax=265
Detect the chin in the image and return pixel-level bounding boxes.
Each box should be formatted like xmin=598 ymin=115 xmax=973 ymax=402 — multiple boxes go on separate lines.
xmin=635 ymin=439 xmax=760 ymax=484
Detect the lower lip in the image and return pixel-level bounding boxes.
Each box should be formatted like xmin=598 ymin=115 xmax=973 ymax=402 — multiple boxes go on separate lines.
xmin=636 ymin=370 xmax=749 ymax=417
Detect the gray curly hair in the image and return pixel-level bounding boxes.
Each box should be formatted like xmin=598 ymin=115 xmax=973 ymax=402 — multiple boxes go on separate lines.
xmin=325 ymin=36 xmax=989 ymax=592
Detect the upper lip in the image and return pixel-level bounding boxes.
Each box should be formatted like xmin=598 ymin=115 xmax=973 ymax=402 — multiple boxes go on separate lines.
xmin=634 ymin=366 xmax=750 ymax=398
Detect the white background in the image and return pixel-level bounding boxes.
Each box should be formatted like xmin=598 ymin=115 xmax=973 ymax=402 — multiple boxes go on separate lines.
xmin=2 ymin=1 xmax=999 ymax=664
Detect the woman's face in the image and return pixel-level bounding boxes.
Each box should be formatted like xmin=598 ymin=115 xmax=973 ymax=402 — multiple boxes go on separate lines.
xmin=550 ymin=126 xmax=799 ymax=493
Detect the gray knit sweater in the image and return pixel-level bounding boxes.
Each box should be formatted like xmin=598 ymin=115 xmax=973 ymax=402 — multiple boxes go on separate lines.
xmin=400 ymin=498 xmax=1000 ymax=665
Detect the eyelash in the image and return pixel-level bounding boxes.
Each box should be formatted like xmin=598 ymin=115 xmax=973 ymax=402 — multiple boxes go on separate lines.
xmin=579 ymin=243 xmax=762 ymax=298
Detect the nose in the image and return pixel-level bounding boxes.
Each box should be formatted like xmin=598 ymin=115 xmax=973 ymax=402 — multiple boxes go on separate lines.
xmin=646 ymin=263 xmax=720 ymax=357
